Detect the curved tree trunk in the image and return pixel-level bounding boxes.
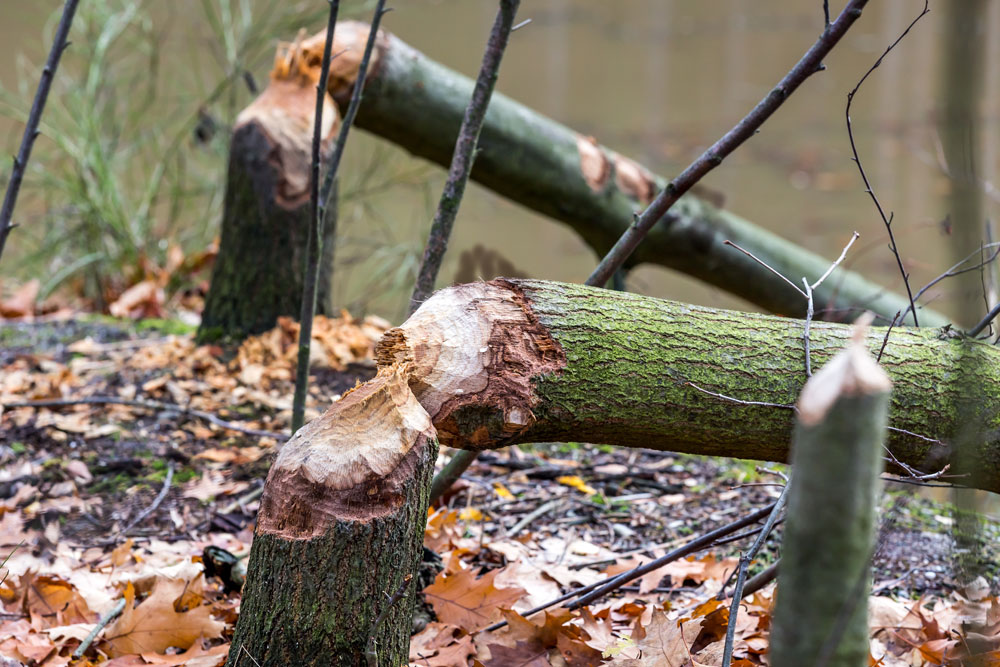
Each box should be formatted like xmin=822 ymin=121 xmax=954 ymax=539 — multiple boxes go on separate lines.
xmin=307 ymin=21 xmax=949 ymax=327
xmin=199 ymin=74 xmax=339 ymax=342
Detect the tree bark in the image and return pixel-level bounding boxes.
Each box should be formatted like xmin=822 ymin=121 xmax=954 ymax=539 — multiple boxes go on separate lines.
xmin=313 ymin=21 xmax=949 ymax=327
xmin=227 ymin=364 xmax=437 ymax=666
xmin=377 ymin=278 xmax=1000 ymax=494
xmin=771 ymin=322 xmax=890 ymax=667
xmin=199 ymin=71 xmax=339 ymax=342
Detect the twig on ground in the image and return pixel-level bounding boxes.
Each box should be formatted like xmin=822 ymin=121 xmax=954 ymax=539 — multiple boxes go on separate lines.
xmin=508 ymin=499 xmax=562 ymax=537
xmin=586 ymin=0 xmax=870 ymax=286
xmin=291 ymin=0 xmax=342 ymax=433
xmin=71 ymin=597 xmax=126 ymax=659
xmin=119 ymin=463 xmax=173 ymax=537
xmin=721 ymin=482 xmax=790 ymax=667
xmin=409 ymin=0 xmax=521 ymax=313
xmin=482 ymin=501 xmax=779 ymax=632
xmin=1 ymin=396 xmax=287 ymax=440
xmin=219 ymin=484 xmax=265 ymax=515
xmin=0 ymin=0 xmax=81 ymax=264
xmin=844 ymin=0 xmax=930 ymax=327
xmin=364 ymin=573 xmax=413 ymax=667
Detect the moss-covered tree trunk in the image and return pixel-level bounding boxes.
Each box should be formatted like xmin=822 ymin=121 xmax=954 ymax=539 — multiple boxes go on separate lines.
xmin=770 ymin=321 xmax=890 ymax=666
xmin=199 ymin=70 xmax=339 ymax=342
xmin=227 ymin=365 xmax=437 ymax=666
xmin=376 ymin=278 xmax=1000 ymax=494
xmin=230 ymin=278 xmax=998 ymax=662
xmin=305 ymin=21 xmax=948 ymax=327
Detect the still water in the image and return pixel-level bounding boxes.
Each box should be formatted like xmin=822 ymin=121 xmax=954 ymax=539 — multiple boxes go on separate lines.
xmin=2 ymin=1 xmax=999 ymax=325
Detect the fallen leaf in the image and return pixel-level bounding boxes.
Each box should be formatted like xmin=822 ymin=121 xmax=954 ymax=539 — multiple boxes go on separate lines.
xmin=0 ymin=280 xmax=40 ymax=318
xmin=556 ymin=475 xmax=597 ymax=495
xmin=424 ymin=566 xmax=526 ymax=631
xmin=103 ymin=578 xmax=225 ymax=657
xmin=109 ymin=280 xmax=165 ymax=319
xmin=606 ymin=610 xmax=702 ymax=667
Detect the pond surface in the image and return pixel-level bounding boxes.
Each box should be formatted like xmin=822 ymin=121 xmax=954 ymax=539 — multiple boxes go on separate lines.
xmin=2 ymin=1 xmax=999 ymax=325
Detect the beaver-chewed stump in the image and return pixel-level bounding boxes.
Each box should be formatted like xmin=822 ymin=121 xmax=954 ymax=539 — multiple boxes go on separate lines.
xmin=229 ymin=278 xmax=1000 ymax=665
xmin=227 ymin=365 xmax=436 ymax=667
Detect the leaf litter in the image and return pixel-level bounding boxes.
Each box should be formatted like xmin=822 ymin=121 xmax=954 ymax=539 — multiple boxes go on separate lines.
xmin=1 ymin=313 xmax=999 ymax=665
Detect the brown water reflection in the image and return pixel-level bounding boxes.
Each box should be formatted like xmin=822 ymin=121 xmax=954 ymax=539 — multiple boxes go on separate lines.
xmin=2 ymin=1 xmax=998 ymax=325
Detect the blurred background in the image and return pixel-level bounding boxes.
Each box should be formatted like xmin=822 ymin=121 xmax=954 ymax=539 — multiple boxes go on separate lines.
xmin=1 ymin=0 xmax=998 ymax=325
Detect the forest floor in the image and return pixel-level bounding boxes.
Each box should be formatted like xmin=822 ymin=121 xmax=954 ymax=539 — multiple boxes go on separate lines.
xmin=1 ymin=315 xmax=999 ymax=666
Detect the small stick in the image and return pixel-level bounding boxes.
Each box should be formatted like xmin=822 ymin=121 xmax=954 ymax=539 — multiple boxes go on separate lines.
xmin=508 ymin=498 xmax=561 ymax=537
xmin=0 ymin=0 xmax=81 ymax=264
xmin=119 ymin=464 xmax=173 ymax=537
xmin=967 ymin=301 xmax=1000 ymax=338
xmin=586 ymin=0 xmax=871 ymax=287
xmin=2 ymin=396 xmax=286 ymax=440
xmin=292 ymin=0 xmax=388 ymax=434
xmin=724 ymin=241 xmax=806 ymax=298
xmin=72 ymin=597 xmax=126 ymax=659
xmin=803 ymin=279 xmax=815 ymax=376
xmin=721 ymin=482 xmax=790 ymax=667
xmin=364 ymin=574 xmax=413 ymax=667
xmin=430 ymin=449 xmax=478 ymax=503
xmin=409 ymin=0 xmax=521 ymax=313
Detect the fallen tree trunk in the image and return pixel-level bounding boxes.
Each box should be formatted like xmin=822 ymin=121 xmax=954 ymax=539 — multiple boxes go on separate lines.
xmin=232 ymin=278 xmax=991 ymax=661
xmin=227 ymin=364 xmax=437 ymax=666
xmin=377 ymin=278 xmax=1000 ymax=493
xmin=199 ymin=63 xmax=340 ymax=342
xmin=308 ymin=22 xmax=948 ymax=327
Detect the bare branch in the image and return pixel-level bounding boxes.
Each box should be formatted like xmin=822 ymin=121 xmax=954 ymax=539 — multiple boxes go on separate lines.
xmin=586 ymin=0 xmax=871 ymax=287
xmin=844 ymin=1 xmax=930 ymax=326
xmin=409 ymin=0 xmax=521 ymax=314
xmin=0 ymin=0 xmax=81 ymax=264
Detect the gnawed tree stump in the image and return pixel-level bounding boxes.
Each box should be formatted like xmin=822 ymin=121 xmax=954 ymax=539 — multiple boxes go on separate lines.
xmin=199 ymin=46 xmax=340 ymax=342
xmin=227 ymin=364 xmax=437 ymax=667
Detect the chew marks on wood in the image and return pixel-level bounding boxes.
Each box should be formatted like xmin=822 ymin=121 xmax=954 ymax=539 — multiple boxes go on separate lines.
xmin=259 ymin=364 xmax=435 ymax=538
xmin=377 ymin=280 xmax=566 ymax=449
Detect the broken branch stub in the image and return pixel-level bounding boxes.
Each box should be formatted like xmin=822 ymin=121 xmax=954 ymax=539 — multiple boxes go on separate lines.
xmin=771 ymin=317 xmax=891 ymax=666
